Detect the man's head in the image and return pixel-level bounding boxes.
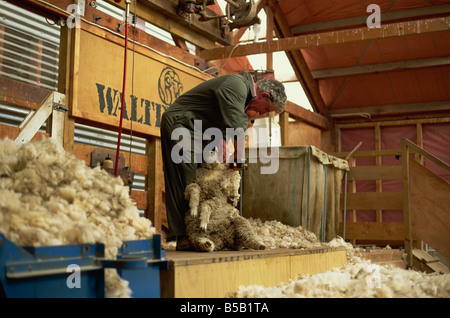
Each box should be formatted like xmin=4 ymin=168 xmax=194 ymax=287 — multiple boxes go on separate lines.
xmin=245 ymin=78 xmax=287 ymax=118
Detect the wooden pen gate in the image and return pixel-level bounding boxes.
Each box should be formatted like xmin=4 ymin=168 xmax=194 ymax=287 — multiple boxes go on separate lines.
xmin=333 ymin=120 xmax=450 ymax=251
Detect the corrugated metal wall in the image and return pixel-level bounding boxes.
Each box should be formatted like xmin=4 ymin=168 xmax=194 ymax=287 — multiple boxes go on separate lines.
xmin=0 ymin=0 xmax=147 ymax=200
xmin=0 ymin=0 xmax=59 ymax=89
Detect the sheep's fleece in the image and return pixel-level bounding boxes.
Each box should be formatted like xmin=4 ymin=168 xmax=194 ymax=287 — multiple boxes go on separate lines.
xmin=230 ymin=255 xmax=450 ymax=298
xmin=233 ymin=219 xmax=450 ymax=298
xmin=231 ymin=220 xmax=450 ymax=298
xmin=0 ymin=138 xmax=155 ymax=298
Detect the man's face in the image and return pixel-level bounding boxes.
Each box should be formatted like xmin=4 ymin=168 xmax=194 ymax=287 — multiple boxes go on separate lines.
xmin=244 ymin=91 xmax=278 ymax=119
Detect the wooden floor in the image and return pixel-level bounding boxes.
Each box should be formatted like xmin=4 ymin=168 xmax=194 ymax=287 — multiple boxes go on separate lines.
xmin=160 ymin=246 xmax=348 ymax=298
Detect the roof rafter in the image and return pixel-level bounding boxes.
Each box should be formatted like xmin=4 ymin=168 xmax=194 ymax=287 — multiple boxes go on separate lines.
xmin=291 ymin=4 xmax=450 ymax=35
xmin=285 ymin=101 xmax=329 ymax=129
xmin=199 ymin=17 xmax=450 ymax=60
xmin=329 ymin=100 xmax=450 ymax=118
xmin=273 ymin=56 xmax=450 ymax=80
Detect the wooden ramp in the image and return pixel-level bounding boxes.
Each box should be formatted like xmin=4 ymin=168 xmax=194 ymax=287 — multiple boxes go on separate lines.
xmin=412 ymin=249 xmax=450 ymax=274
xmin=160 ymin=247 xmax=348 ymax=298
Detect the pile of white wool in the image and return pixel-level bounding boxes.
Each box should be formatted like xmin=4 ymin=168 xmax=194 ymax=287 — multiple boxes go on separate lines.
xmin=231 ymin=256 xmax=450 ymax=298
xmin=0 ymin=138 xmax=155 ymax=297
xmin=248 ymin=218 xmax=321 ymax=249
xmin=232 ymin=219 xmax=450 ymax=298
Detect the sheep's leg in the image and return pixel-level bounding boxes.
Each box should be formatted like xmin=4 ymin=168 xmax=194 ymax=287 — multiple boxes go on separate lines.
xmin=233 ymin=216 xmax=265 ymax=250
xmin=199 ymin=200 xmax=213 ymax=230
xmin=184 ymin=183 xmax=200 ymax=217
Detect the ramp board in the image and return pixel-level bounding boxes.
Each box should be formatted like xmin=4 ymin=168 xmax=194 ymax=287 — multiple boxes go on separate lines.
xmin=161 ymin=246 xmax=348 ymax=298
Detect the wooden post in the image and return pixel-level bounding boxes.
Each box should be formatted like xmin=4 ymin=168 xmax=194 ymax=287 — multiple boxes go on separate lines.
xmin=415 ymin=123 xmax=424 ymax=250
xmin=146 ymin=136 xmax=164 ymax=233
xmin=402 ymin=139 xmax=413 ymax=268
xmin=335 ymin=125 xmax=341 ymax=153
xmin=265 ymin=5 xmax=273 ymax=70
xmin=348 ymin=156 xmax=357 ymax=246
xmin=375 ymin=124 xmax=382 ymax=223
xmin=57 ymin=25 xmax=78 ymax=153
xmin=279 ymin=111 xmax=289 ymax=146
xmin=416 ymin=123 xmax=424 ymax=164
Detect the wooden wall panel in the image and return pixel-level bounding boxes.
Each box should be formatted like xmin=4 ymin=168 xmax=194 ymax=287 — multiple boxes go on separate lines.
xmin=341 ymin=192 xmax=403 ymax=210
xmin=162 ymin=248 xmax=347 ymax=298
xmin=340 ymin=222 xmax=404 ymax=241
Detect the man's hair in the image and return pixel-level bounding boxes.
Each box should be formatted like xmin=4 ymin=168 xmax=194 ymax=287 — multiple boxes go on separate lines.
xmin=256 ymin=78 xmax=287 ymax=114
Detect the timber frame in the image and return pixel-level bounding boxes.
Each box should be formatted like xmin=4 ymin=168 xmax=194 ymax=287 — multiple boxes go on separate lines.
xmin=331 ymin=117 xmax=450 ymax=249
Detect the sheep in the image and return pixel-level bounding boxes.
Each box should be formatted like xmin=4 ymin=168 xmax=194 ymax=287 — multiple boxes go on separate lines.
xmin=184 ymin=161 xmax=265 ymax=252
xmin=0 ymin=137 xmax=155 ymax=297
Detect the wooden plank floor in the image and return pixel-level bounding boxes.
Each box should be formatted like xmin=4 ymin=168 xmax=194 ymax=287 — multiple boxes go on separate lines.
xmin=161 ymin=247 xmax=348 ymax=298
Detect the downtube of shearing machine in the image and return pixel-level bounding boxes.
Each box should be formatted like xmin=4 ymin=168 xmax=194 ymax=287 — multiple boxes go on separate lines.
xmin=114 ymin=0 xmax=132 ymax=177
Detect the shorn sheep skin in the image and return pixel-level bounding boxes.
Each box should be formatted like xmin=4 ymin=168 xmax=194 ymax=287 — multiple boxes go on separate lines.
xmin=184 ymin=161 xmax=265 ymax=252
xmin=0 ymin=137 xmax=155 ymax=297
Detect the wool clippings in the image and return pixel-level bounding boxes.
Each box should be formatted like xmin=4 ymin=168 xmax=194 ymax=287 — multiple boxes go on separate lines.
xmin=230 ymin=220 xmax=450 ymax=298
xmin=0 ymin=137 xmax=156 ymax=298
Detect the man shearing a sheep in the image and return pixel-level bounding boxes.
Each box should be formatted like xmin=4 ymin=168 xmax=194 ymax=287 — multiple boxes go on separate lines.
xmin=160 ymin=71 xmax=287 ymax=251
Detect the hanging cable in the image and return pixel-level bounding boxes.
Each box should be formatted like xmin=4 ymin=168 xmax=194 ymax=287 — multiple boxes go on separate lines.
xmin=114 ymin=0 xmax=131 ymax=177
xmin=128 ymin=0 xmax=137 ymax=172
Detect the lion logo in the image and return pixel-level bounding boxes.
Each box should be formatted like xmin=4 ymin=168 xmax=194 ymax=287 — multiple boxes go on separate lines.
xmin=158 ymin=67 xmax=183 ymax=106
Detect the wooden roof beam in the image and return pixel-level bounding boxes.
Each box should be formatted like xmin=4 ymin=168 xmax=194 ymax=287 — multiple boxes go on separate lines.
xmin=285 ymin=101 xmax=329 ymax=129
xmin=278 ymin=56 xmax=450 ymax=82
xmin=310 ymin=56 xmax=450 ymax=79
xmin=108 ymin=0 xmax=231 ymax=47
xmin=329 ymin=101 xmax=450 ymax=118
xmin=291 ymin=4 xmax=450 ymax=35
xmin=198 ymin=17 xmax=450 ymax=60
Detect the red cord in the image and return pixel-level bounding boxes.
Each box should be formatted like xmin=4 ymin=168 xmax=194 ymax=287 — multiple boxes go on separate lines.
xmin=114 ymin=20 xmax=129 ymax=177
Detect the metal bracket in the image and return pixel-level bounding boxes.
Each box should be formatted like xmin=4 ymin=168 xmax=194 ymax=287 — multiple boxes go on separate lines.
xmin=53 ymin=93 xmax=68 ymax=112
